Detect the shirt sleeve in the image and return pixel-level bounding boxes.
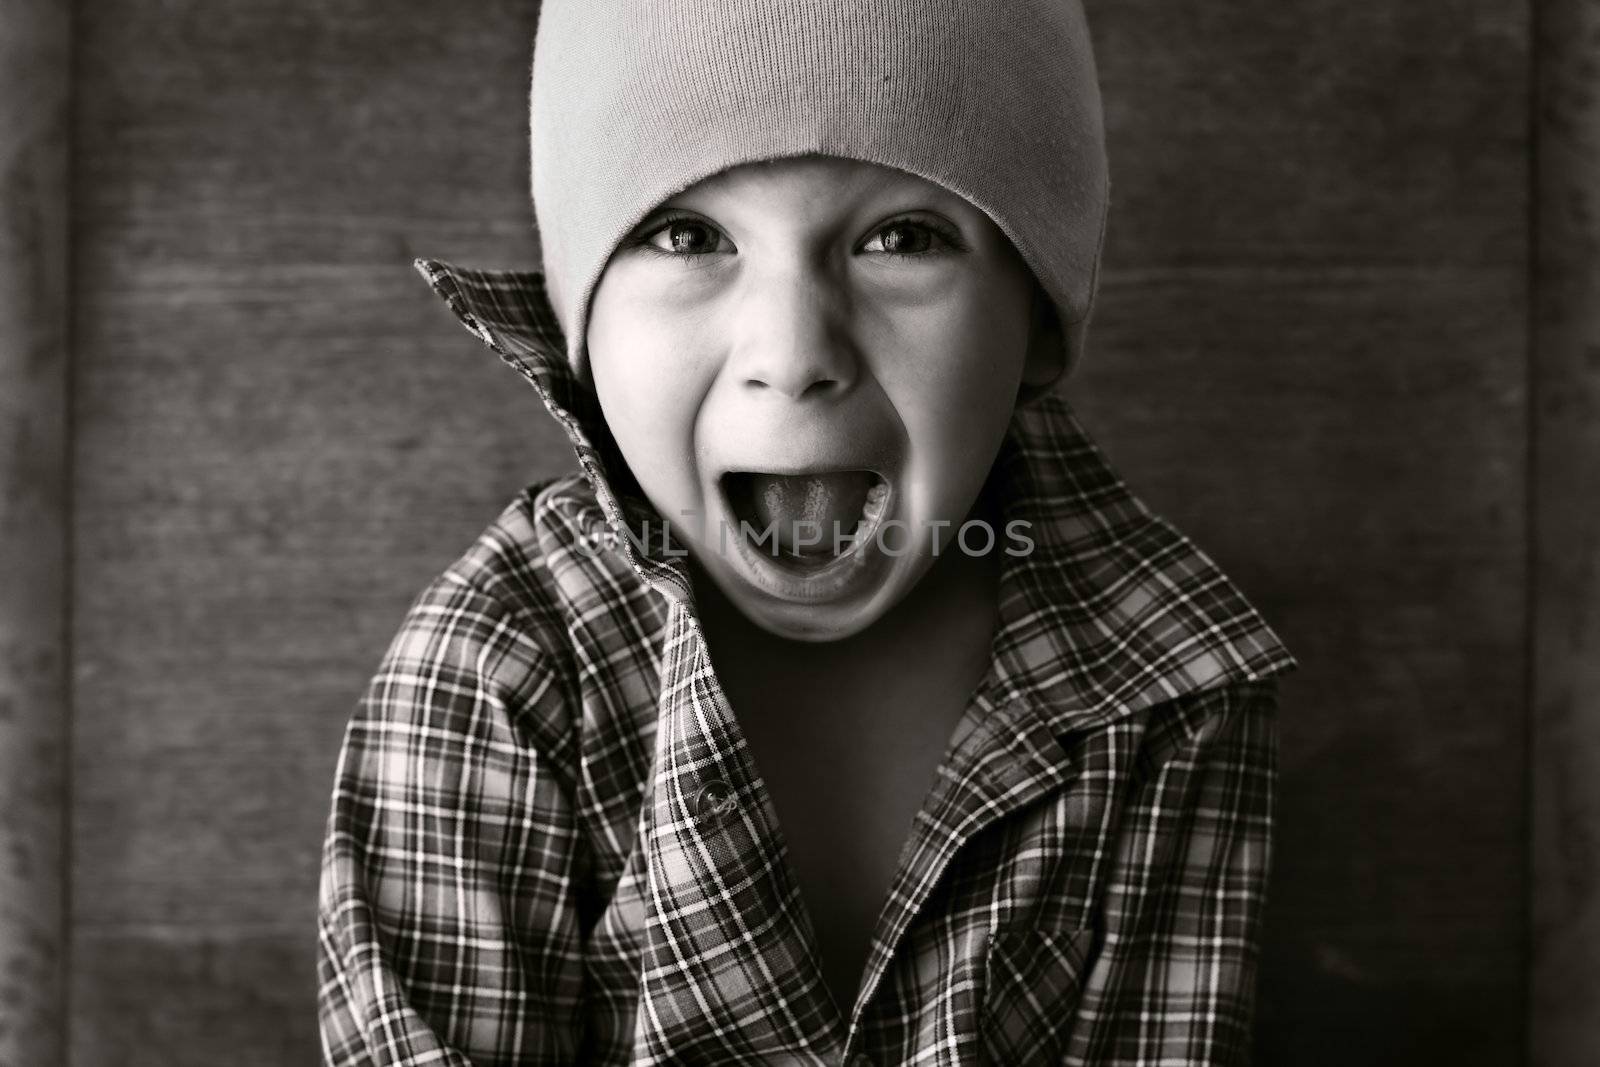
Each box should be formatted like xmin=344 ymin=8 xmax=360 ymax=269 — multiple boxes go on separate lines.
xmin=316 ymin=572 xmax=585 ymax=1067
xmin=1069 ymin=680 xmax=1280 ymax=1065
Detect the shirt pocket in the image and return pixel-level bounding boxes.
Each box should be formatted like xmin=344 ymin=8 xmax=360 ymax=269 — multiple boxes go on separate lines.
xmin=979 ymin=925 xmax=1096 ymax=1066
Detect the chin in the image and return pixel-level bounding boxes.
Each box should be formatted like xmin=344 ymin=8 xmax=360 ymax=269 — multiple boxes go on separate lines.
xmin=732 ymin=593 xmax=892 ymax=643
xmin=689 ymin=545 xmax=926 ymax=643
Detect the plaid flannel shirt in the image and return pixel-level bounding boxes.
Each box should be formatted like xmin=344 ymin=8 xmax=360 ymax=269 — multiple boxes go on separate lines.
xmin=315 ymin=261 xmax=1297 ymax=1066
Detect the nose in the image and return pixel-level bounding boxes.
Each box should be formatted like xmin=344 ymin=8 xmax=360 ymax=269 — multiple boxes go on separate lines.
xmin=727 ymin=264 xmax=858 ymax=400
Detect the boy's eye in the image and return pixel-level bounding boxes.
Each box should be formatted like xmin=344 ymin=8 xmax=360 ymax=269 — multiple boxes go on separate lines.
xmin=643 ymin=218 xmax=729 ymax=255
xmin=633 ymin=213 xmax=961 ymax=259
xmin=859 ymin=218 xmax=956 ymax=256
xmin=864 ymin=220 xmax=934 ymax=255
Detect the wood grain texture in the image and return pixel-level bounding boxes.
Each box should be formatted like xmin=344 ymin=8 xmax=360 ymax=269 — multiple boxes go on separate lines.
xmin=68 ymin=0 xmax=1533 ymax=1063
xmin=1531 ymin=0 xmax=1600 ymax=1060
xmin=1076 ymin=0 xmax=1529 ymax=1061
xmin=72 ymin=930 xmax=313 ymax=1067
xmin=0 ymin=1 xmax=69 ymax=1065
xmin=68 ymin=2 xmax=548 ymax=1061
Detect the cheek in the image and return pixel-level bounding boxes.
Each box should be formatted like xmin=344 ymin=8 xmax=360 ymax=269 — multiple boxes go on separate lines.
xmin=883 ymin=288 xmax=1031 ymax=421
xmin=586 ymin=294 xmax=712 ymax=504
xmin=879 ymin=289 xmax=1030 ymax=513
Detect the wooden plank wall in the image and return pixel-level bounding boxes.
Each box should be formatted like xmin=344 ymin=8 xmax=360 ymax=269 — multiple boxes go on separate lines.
xmin=0 ymin=0 xmax=1565 ymax=1062
xmin=67 ymin=3 xmax=551 ymax=1063
xmin=0 ymin=1 xmax=69 ymax=1064
xmin=1074 ymin=2 xmax=1532 ymax=1063
xmin=1531 ymin=0 xmax=1600 ymax=1061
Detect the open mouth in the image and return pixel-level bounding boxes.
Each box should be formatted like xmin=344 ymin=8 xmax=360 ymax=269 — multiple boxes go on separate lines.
xmin=720 ymin=468 xmax=892 ymax=573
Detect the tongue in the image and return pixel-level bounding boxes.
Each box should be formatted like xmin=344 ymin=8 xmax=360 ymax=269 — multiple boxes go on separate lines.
xmin=746 ymin=471 xmax=872 ymax=555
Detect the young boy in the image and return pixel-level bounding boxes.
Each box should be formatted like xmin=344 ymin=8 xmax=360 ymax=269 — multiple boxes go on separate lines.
xmin=316 ymin=1 xmax=1295 ymax=1064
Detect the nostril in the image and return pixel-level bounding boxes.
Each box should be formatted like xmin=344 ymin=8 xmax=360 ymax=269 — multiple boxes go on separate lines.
xmin=801 ymin=377 xmax=841 ymax=398
xmin=737 ymin=342 xmax=854 ymax=397
xmin=743 ymin=375 xmax=841 ymax=398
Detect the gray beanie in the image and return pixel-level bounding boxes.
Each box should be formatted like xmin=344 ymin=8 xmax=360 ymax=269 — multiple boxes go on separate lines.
xmin=529 ymin=0 xmax=1110 ymax=398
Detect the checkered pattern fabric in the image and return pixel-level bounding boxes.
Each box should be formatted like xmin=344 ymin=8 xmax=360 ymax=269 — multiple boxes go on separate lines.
xmin=314 ymin=261 xmax=1296 ymax=1066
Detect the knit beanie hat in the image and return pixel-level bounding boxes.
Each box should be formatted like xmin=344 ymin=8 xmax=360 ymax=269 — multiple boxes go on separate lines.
xmin=529 ymin=0 xmax=1109 ymax=400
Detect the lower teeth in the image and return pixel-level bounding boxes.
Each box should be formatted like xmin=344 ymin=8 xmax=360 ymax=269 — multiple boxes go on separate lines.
xmin=859 ymin=482 xmax=888 ymax=525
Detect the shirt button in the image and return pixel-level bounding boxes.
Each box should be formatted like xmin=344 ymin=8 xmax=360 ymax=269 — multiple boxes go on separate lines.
xmin=580 ymin=524 xmax=621 ymax=551
xmin=692 ymin=779 xmax=738 ymax=824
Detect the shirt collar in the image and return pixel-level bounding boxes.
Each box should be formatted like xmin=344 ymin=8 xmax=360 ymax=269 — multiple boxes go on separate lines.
xmin=414 ymin=258 xmax=1295 ymax=738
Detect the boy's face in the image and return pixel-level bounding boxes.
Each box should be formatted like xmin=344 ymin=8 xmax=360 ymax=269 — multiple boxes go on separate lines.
xmin=586 ymin=154 xmax=1055 ymax=642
